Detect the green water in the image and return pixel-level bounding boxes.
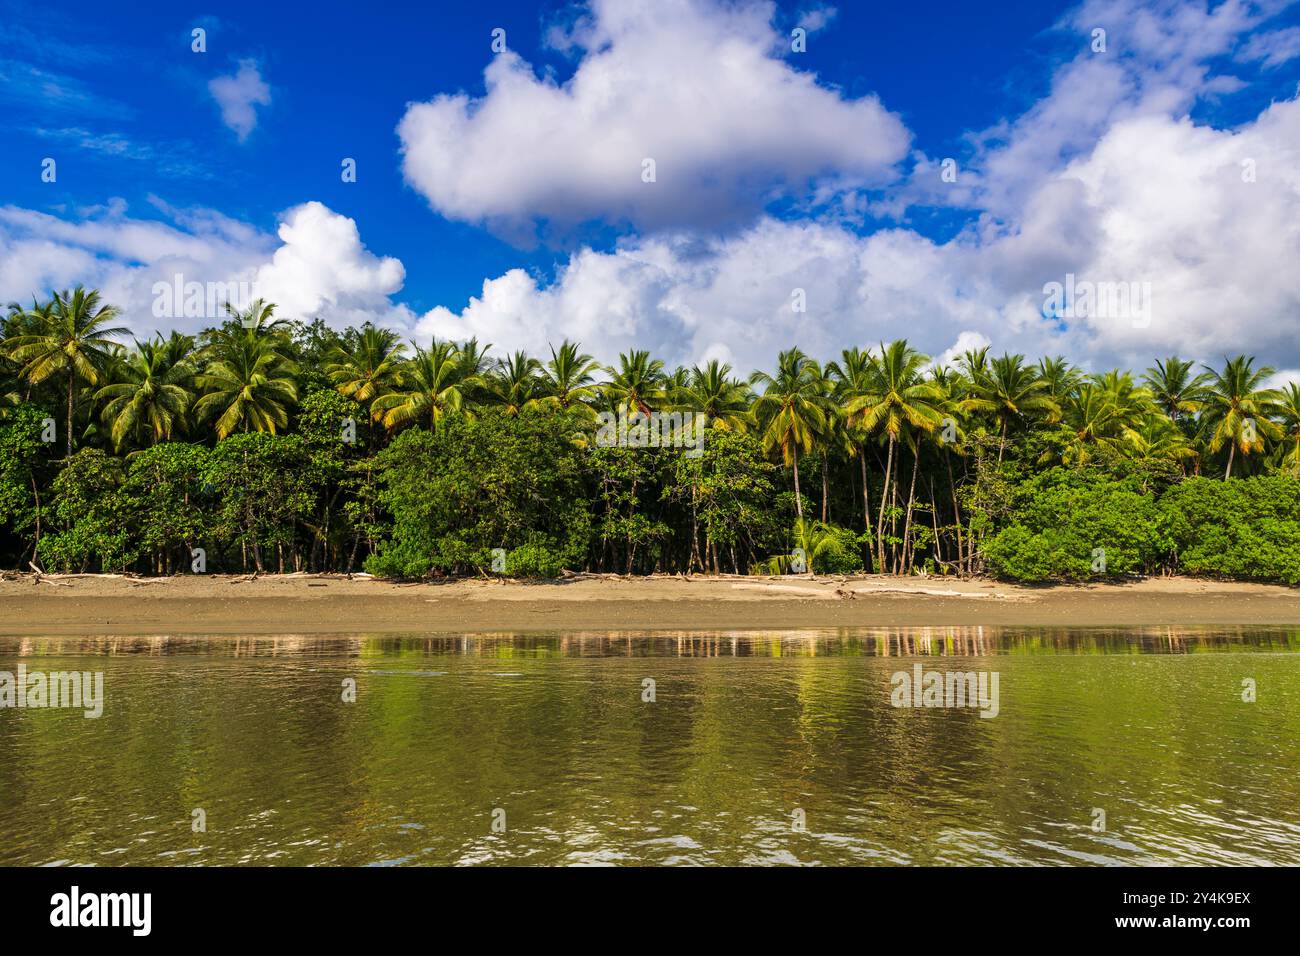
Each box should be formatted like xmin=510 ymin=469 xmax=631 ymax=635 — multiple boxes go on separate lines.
xmin=1 ymin=628 xmax=1298 ymax=866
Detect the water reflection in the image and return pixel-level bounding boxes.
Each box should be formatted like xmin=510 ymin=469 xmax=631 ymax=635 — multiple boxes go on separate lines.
xmin=8 ymin=624 xmax=1300 ymax=659
xmin=0 ymin=627 xmax=1298 ymax=866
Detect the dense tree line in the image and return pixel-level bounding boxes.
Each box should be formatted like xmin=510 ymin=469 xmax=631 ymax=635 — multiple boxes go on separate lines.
xmin=2 ymin=286 xmax=1299 ymax=582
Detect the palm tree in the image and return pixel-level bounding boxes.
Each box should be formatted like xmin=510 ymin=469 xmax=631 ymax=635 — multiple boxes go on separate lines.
xmin=371 ymin=339 xmax=465 ymax=431
xmin=827 ymin=347 xmax=878 ymax=533
xmin=223 ymin=298 xmax=288 ymax=336
xmin=1089 ymin=369 xmax=1155 ymax=438
xmin=95 ymin=334 xmax=196 ymax=451
xmin=194 ymin=334 xmax=298 ymax=438
xmin=1143 ymin=356 xmax=1206 ymax=423
xmin=604 ymin=350 xmax=666 ymax=418
xmin=454 ymin=336 xmax=494 ymax=405
xmin=3 ymin=286 xmax=128 ymax=456
xmin=751 ymin=348 xmax=830 ymax=522
xmin=326 ymin=325 xmax=406 ymax=406
xmin=1055 ymin=384 xmax=1126 ymax=468
xmin=843 ymin=340 xmax=945 ymax=572
xmin=1125 ymin=413 xmax=1196 ymax=468
xmin=486 ymin=350 xmax=543 ymax=415
xmin=964 ymin=352 xmax=1060 ymax=463
xmin=1274 ymin=382 xmax=1300 ymax=476
xmin=1037 ymin=355 xmax=1084 ymax=403
xmin=680 ymin=360 xmax=751 ymax=431
xmin=1200 ymin=355 xmax=1282 ymax=478
xmin=538 ymin=340 xmax=602 ymax=415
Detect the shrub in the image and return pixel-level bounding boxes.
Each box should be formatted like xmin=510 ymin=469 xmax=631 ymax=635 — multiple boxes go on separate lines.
xmin=983 ymin=468 xmax=1165 ymax=581
xmin=1160 ymin=476 xmax=1300 ymax=584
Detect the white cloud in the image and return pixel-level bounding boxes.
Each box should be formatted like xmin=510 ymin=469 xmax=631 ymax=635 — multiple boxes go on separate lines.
xmin=254 ymin=202 xmax=408 ymax=322
xmin=1238 ymin=26 xmax=1300 ymax=69
xmin=397 ymin=0 xmax=909 ymax=241
xmin=796 ymin=6 xmax=838 ymax=33
xmin=7 ymin=0 xmax=1300 ymax=386
xmin=420 ymin=93 xmax=1300 ymax=376
xmin=208 ymin=59 xmax=270 ymax=141
xmin=0 ymin=201 xmax=414 ymax=335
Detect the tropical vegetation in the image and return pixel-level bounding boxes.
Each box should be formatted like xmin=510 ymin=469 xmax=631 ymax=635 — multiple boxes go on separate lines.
xmin=3 ymin=287 xmax=1300 ymax=583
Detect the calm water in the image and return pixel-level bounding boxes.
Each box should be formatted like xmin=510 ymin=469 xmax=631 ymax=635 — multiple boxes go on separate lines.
xmin=1 ymin=628 xmax=1298 ymax=866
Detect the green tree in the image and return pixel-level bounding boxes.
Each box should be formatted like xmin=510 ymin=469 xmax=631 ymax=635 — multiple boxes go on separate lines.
xmin=325 ymin=324 xmax=406 ymax=407
xmin=3 ymin=287 xmax=128 ymax=456
xmin=95 ymin=334 xmax=196 ymax=451
xmin=965 ymin=352 xmax=1060 ymax=464
xmin=538 ymin=340 xmax=602 ymax=415
xmin=371 ymin=340 xmax=466 ymax=431
xmin=751 ymin=347 xmax=830 ymax=522
xmin=194 ymin=334 xmax=299 ymax=438
xmin=1200 ymin=355 xmax=1282 ymax=478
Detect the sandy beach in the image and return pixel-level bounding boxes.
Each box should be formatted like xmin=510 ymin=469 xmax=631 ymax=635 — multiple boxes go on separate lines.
xmin=1 ymin=572 xmax=1297 ymax=634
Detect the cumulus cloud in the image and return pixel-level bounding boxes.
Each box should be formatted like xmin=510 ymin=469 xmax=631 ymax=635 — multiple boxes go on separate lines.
xmin=0 ymin=201 xmax=413 ymax=335
xmin=254 ymin=203 xmax=407 ymax=321
xmin=420 ymin=92 xmax=1300 ymax=376
xmin=8 ymin=0 xmax=1300 ymax=385
xmin=208 ymin=59 xmax=271 ymax=141
xmin=397 ymin=0 xmax=909 ymax=242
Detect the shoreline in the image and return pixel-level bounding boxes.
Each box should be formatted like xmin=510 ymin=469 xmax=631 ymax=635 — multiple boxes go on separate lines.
xmin=2 ymin=573 xmax=1298 ymax=635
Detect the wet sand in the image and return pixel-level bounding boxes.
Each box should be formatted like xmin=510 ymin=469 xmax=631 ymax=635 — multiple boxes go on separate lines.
xmin=1 ymin=573 xmax=1297 ymax=634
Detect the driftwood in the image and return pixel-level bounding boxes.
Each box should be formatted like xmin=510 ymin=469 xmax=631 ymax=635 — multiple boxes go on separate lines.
xmin=27 ymin=563 xmax=73 ymax=587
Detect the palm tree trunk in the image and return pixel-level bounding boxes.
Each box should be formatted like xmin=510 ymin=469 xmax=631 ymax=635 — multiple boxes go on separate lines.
xmin=901 ymin=447 xmax=919 ymax=573
xmin=66 ymin=371 xmax=75 ymax=457
xmin=946 ymin=455 xmax=965 ymax=575
xmin=928 ymin=476 xmax=942 ymax=570
xmin=791 ymin=453 xmax=803 ymax=521
xmin=28 ymin=477 xmax=41 ymax=564
xmin=859 ymin=449 xmax=871 ymax=534
xmin=820 ymin=456 xmax=829 ymax=523
xmin=876 ymin=434 xmax=894 ymax=572
xmin=997 ymin=418 xmax=1007 ymax=465
xmin=689 ymin=482 xmax=703 ymax=573
xmin=1224 ymin=441 xmax=1235 ymax=479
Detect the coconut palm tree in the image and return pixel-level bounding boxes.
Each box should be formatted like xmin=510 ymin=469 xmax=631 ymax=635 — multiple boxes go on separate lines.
xmin=453 ymin=336 xmax=494 ymax=405
xmin=371 ymin=339 xmax=465 ymax=431
xmin=1200 ymin=355 xmax=1283 ymax=478
xmin=604 ymin=350 xmax=666 ymax=417
xmin=1037 ymin=355 xmax=1084 ymax=403
xmin=1125 ymin=413 xmax=1196 ymax=468
xmin=326 ymin=325 xmax=407 ymax=406
xmin=827 ymin=347 xmax=878 ymax=533
xmin=486 ymin=350 xmax=543 ymax=415
xmin=1274 ymin=382 xmax=1300 ymax=476
xmin=964 ymin=352 xmax=1060 ymax=463
xmin=3 ymin=286 xmax=128 ymax=456
xmin=751 ymin=348 xmax=831 ymax=522
xmin=194 ymin=334 xmax=299 ymax=439
xmin=95 ymin=334 xmax=196 ymax=451
xmin=680 ymin=360 xmax=751 ymax=431
xmin=1089 ymin=369 xmax=1155 ymax=438
xmin=1143 ymin=356 xmax=1206 ymax=423
xmin=538 ymin=340 xmax=602 ymax=415
xmin=223 ymin=298 xmax=288 ymax=336
xmin=1054 ymin=383 xmax=1126 ymax=468
xmin=840 ymin=340 xmax=944 ymax=571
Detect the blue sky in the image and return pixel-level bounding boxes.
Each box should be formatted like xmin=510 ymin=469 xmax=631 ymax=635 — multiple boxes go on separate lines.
xmin=1 ymin=0 xmax=1076 ymax=309
xmin=2 ymin=0 xmax=1299 ymax=376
